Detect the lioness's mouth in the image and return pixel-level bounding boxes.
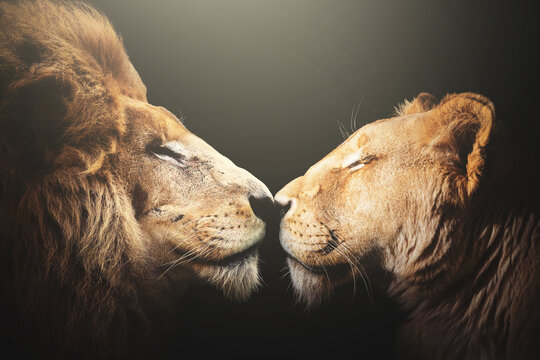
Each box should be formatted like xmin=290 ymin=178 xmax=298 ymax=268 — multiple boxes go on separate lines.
xmin=287 ymin=255 xmax=352 ymax=278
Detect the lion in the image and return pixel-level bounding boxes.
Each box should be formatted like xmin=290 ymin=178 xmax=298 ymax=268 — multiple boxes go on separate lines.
xmin=275 ymin=92 xmax=540 ymax=359
xmin=0 ymin=0 xmax=272 ymax=357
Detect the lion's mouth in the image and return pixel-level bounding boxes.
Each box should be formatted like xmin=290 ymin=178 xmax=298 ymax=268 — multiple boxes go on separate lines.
xmin=205 ymin=244 xmax=259 ymax=268
xmin=175 ymin=244 xmax=258 ymax=270
xmin=169 ymin=242 xmax=259 ymax=268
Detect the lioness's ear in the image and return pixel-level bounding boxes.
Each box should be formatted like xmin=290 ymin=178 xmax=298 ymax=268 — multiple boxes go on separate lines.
xmin=396 ymin=92 xmax=438 ymax=116
xmin=0 ymin=74 xmax=73 ymax=178
xmin=433 ymin=92 xmax=497 ymax=197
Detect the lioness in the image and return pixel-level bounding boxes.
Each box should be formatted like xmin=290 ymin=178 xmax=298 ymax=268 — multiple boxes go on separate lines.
xmin=276 ymin=92 xmax=539 ymax=359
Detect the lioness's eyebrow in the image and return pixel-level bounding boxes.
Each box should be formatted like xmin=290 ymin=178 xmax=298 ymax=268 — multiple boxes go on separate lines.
xmin=342 ymin=151 xmax=363 ymax=168
xmin=357 ymin=133 xmax=369 ymax=147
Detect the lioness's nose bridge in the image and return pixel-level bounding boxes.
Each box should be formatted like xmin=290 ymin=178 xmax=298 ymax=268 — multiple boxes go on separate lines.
xmin=305 ymin=155 xmax=334 ymax=178
xmin=277 ymin=176 xmax=320 ymax=200
xmin=275 ymin=176 xmax=308 ymax=215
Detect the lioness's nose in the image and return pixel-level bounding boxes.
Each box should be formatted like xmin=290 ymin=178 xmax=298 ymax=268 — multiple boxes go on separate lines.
xmin=275 ymin=190 xmax=295 ymax=217
xmin=275 ymin=176 xmax=302 ymax=216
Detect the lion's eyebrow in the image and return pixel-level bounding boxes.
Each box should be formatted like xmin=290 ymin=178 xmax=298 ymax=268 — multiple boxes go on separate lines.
xmin=163 ymin=141 xmax=187 ymax=154
xmin=171 ymin=112 xmax=185 ymax=124
xmin=156 ymin=106 xmax=185 ymax=124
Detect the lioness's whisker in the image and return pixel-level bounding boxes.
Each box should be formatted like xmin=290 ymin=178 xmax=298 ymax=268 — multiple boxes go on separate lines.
xmin=319 ymin=221 xmax=374 ymax=305
xmin=340 ymin=242 xmax=374 ymax=306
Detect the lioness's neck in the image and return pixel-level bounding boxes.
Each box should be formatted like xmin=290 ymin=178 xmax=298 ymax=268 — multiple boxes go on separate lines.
xmin=391 ymin=171 xmax=540 ymax=359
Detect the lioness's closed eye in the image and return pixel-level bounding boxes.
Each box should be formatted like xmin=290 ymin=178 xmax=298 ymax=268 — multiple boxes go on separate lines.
xmin=275 ymin=92 xmax=540 ymax=359
xmin=0 ymin=0 xmax=272 ymax=357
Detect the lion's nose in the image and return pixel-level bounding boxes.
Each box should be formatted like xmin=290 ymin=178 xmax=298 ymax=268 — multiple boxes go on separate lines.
xmin=248 ymin=194 xmax=275 ymax=223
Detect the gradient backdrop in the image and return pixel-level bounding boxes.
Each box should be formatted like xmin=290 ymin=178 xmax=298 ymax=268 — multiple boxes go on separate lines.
xmin=86 ymin=0 xmax=539 ymax=357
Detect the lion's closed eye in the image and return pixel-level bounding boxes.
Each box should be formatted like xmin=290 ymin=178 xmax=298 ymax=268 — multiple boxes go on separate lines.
xmin=148 ymin=141 xmax=187 ymax=166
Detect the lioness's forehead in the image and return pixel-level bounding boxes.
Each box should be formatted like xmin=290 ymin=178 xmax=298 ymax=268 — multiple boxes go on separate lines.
xmin=349 ymin=113 xmax=421 ymax=143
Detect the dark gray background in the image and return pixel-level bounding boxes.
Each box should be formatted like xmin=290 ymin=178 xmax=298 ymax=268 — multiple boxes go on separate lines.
xmin=86 ymin=0 xmax=539 ymax=357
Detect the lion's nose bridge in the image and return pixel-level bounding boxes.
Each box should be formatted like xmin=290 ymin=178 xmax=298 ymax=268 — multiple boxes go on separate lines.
xmin=211 ymin=155 xmax=272 ymax=200
xmin=237 ymin=167 xmax=272 ymax=200
xmin=191 ymin=135 xmax=271 ymax=200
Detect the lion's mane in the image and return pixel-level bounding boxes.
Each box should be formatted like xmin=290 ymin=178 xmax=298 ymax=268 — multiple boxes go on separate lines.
xmin=0 ymin=0 xmax=165 ymax=356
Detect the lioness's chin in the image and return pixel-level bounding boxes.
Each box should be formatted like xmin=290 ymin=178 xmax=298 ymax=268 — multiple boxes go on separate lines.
xmin=287 ymin=257 xmax=354 ymax=308
xmin=287 ymin=257 xmax=334 ymax=308
xmin=194 ymin=250 xmax=261 ymax=301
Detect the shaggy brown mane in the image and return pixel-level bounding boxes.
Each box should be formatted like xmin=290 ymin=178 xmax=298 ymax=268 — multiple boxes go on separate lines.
xmin=0 ymin=0 xmax=148 ymax=175
xmin=0 ymin=1 xmax=155 ymax=357
xmin=0 ymin=0 xmax=146 ymax=99
xmin=1 ymin=1 xmax=273 ymax=356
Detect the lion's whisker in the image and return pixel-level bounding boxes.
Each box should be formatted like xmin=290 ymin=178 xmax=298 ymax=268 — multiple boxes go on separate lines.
xmin=168 ymin=232 xmax=199 ymax=254
xmin=157 ymin=235 xmax=217 ymax=280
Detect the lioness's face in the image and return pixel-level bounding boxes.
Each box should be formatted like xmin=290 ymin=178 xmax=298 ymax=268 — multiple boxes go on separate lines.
xmin=276 ymin=111 xmax=441 ymax=306
xmin=118 ymin=97 xmax=272 ymax=300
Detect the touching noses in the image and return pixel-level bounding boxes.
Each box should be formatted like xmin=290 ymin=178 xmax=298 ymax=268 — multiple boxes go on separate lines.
xmin=243 ymin=173 xmax=275 ymax=223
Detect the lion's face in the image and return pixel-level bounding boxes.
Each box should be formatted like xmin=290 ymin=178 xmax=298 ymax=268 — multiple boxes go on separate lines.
xmin=276 ymin=93 xmax=495 ymax=306
xmin=118 ymin=98 xmax=272 ymax=300
xmin=0 ymin=0 xmax=274 ymax=307
xmin=1 ymin=1 xmax=276 ymax=353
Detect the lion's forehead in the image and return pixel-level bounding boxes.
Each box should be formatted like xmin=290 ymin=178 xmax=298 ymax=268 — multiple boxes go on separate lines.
xmin=123 ymin=98 xmax=190 ymax=140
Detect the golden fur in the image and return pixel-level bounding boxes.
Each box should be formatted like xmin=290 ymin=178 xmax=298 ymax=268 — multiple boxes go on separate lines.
xmin=276 ymin=92 xmax=540 ymax=359
xmin=0 ymin=0 xmax=270 ymax=357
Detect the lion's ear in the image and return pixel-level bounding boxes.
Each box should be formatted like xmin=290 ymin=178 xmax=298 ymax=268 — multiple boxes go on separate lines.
xmin=0 ymin=74 xmax=73 ymax=178
xmin=396 ymin=92 xmax=438 ymax=116
xmin=433 ymin=92 xmax=497 ymax=197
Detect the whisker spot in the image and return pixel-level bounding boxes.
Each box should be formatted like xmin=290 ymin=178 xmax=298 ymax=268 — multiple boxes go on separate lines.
xmin=171 ymin=214 xmax=184 ymax=223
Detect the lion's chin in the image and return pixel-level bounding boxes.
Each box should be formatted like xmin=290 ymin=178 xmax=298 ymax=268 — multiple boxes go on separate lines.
xmin=193 ymin=250 xmax=261 ymax=301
